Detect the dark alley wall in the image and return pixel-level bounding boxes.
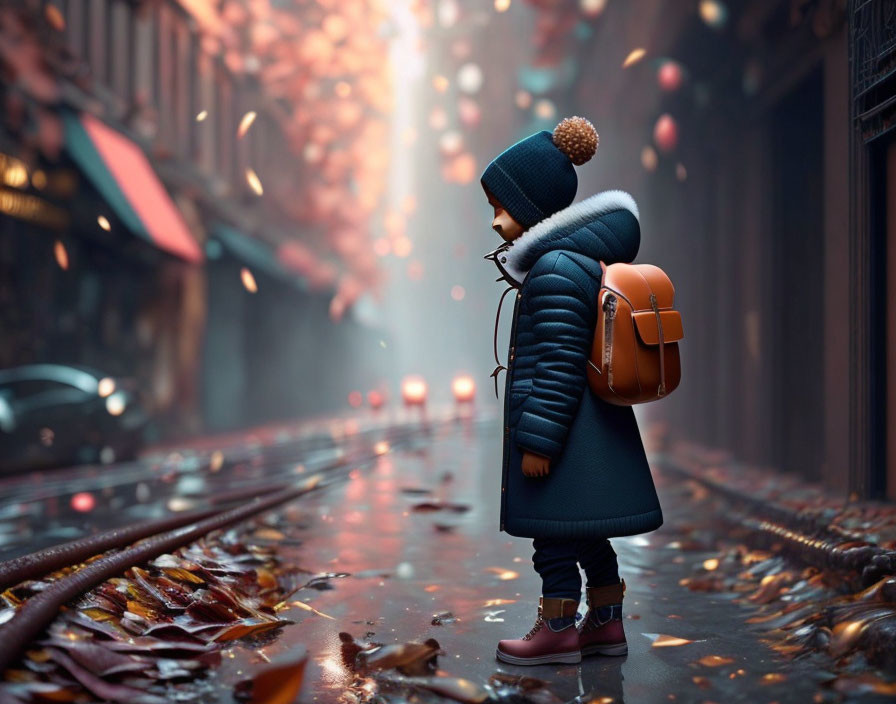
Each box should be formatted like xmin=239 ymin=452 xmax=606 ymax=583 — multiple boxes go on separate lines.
xmin=639 ymin=2 xmax=855 ymax=496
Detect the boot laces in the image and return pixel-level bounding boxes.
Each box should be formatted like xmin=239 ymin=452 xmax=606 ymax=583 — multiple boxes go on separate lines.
xmin=522 ymin=611 xmax=545 ymax=640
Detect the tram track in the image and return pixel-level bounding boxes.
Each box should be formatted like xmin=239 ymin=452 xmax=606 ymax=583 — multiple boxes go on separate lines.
xmin=0 ymin=417 xmax=443 ymax=677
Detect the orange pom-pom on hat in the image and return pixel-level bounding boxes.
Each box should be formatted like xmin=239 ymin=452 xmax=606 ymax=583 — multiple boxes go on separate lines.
xmin=552 ymin=116 xmax=599 ymax=166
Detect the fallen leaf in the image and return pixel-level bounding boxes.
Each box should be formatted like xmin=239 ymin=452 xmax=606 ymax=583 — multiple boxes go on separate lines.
xmin=234 ymin=645 xmax=307 ymax=704
xmin=644 ymin=633 xmax=697 ymax=647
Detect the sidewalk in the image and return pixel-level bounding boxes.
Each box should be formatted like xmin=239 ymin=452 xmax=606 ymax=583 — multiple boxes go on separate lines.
xmin=651 ymin=436 xmax=896 ymax=587
xmin=649 ymin=433 xmax=896 ymax=679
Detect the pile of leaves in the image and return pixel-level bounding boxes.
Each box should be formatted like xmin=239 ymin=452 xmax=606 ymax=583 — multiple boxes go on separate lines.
xmin=665 ymin=476 xmax=896 ymax=696
xmin=0 ymin=521 xmax=309 ymax=703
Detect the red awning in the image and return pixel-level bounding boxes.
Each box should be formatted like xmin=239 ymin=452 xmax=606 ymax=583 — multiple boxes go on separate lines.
xmin=72 ymin=112 xmax=202 ymax=263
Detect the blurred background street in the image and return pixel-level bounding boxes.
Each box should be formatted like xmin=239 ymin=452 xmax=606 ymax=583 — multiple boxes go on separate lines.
xmin=1 ymin=0 xmax=896 ymax=701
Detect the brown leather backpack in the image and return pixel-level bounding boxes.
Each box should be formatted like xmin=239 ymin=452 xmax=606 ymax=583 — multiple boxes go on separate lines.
xmin=586 ymin=261 xmax=683 ymax=405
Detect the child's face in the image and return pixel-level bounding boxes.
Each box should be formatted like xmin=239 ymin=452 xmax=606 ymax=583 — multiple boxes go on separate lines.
xmin=485 ymin=190 xmax=526 ymax=242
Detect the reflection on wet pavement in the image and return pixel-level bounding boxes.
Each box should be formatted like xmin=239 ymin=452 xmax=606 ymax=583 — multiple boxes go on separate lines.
xmin=235 ymin=417 xmax=847 ymax=703
xmin=5 ymin=413 xmax=895 ymax=703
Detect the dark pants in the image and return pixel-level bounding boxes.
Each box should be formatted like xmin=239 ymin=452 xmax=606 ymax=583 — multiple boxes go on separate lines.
xmin=532 ymin=536 xmax=620 ymax=600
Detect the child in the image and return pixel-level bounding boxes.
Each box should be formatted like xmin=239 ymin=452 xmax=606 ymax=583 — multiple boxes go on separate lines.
xmin=480 ymin=116 xmax=664 ymax=666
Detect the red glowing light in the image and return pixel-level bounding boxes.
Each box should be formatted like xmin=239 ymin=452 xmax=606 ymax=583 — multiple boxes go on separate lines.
xmin=653 ymin=114 xmax=678 ymax=153
xmin=657 ymin=61 xmax=683 ymax=92
xmin=368 ymin=390 xmax=385 ymax=409
xmin=71 ymin=492 xmax=95 ymax=512
xmin=348 ymin=390 xmax=363 ymax=407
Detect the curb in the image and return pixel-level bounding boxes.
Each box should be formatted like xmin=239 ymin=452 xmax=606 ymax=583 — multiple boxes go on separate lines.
xmin=651 ymin=450 xmax=896 ymax=591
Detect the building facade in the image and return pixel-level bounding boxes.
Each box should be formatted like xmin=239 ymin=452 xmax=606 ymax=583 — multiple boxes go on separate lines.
xmin=0 ymin=0 xmax=389 ymax=446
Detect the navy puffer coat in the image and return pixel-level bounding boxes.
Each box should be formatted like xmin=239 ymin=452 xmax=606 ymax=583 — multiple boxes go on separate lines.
xmin=485 ymin=190 xmax=663 ymax=539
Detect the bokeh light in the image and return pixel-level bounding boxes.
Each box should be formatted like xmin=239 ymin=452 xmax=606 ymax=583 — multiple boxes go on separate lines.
xmin=457 ymin=63 xmax=483 ymax=94
xmin=653 ymin=114 xmax=678 ymax=152
xmin=452 ymin=375 xmax=475 ymax=402
xmin=401 ymin=375 xmax=427 ymax=405
xmin=658 ymin=60 xmax=683 ymax=92
xmin=71 ymin=492 xmax=95 ymax=513
xmin=641 ymin=145 xmax=659 ymax=172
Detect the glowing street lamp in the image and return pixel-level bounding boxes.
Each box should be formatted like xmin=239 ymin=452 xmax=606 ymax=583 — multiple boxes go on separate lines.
xmin=401 ymin=375 xmax=428 ymax=406
xmin=452 ymin=374 xmax=475 ymax=403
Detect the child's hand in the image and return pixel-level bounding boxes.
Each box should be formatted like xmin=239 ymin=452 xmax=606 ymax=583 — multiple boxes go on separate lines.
xmin=522 ymin=450 xmax=551 ymax=477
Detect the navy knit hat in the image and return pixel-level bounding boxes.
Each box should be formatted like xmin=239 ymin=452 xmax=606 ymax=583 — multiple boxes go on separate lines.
xmin=480 ymin=116 xmax=599 ymax=230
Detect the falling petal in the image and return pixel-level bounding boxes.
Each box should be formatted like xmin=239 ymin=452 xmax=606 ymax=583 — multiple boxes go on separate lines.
xmin=97 ymin=215 xmax=111 ymax=231
xmin=196 ymin=110 xmax=209 ymax=122
xmin=241 ymin=267 xmax=258 ymax=293
xmin=54 ymin=240 xmax=69 ymax=270
xmin=44 ymin=5 xmax=65 ymax=30
xmin=703 ymin=558 xmax=719 ymax=571
xmin=237 ymin=110 xmax=257 ymax=139
xmin=245 ymin=168 xmax=264 ymax=195
xmin=623 ymin=48 xmax=646 ymax=68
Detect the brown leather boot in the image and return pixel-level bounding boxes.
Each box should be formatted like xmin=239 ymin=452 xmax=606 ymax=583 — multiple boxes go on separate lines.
xmin=496 ymin=596 xmax=581 ymax=665
xmin=577 ymin=578 xmax=627 ymax=656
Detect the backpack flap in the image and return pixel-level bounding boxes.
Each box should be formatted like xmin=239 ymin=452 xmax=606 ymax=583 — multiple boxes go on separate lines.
xmin=632 ymin=310 xmax=683 ymax=346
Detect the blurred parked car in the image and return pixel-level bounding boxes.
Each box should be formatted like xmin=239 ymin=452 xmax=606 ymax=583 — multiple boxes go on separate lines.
xmin=0 ymin=364 xmax=149 ymax=472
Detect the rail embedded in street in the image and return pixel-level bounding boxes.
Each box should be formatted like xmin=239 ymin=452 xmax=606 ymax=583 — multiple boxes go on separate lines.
xmin=0 ymin=475 xmax=329 ymax=675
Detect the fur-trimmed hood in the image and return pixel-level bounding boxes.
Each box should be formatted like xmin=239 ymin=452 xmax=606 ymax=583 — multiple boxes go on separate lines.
xmin=484 ymin=189 xmax=641 ymax=287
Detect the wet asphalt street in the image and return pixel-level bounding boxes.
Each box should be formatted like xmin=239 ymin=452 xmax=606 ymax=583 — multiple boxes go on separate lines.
xmin=3 ymin=410 xmax=893 ymax=703
xmin=223 ymin=415 xmax=852 ymax=704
